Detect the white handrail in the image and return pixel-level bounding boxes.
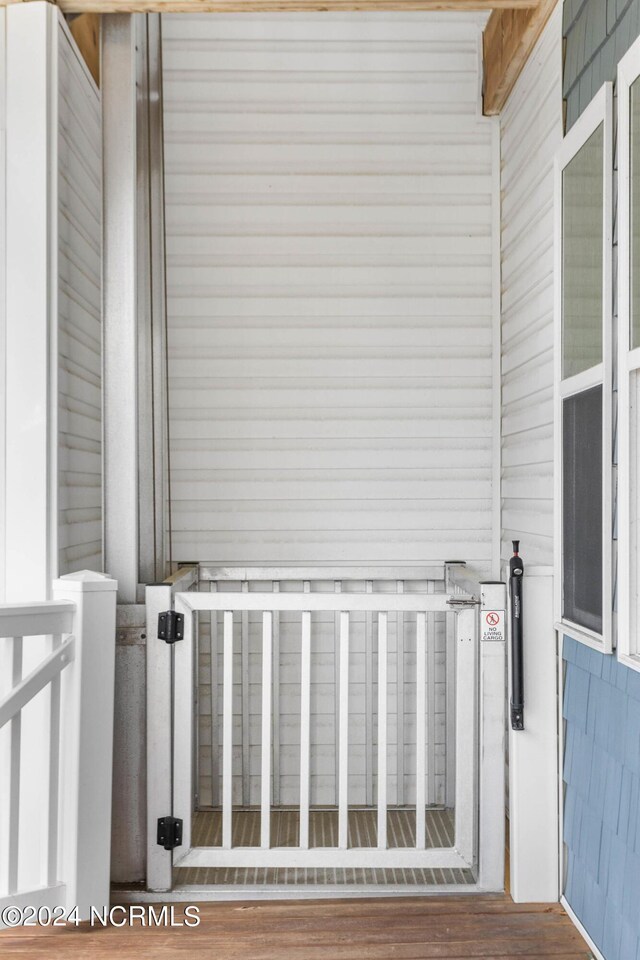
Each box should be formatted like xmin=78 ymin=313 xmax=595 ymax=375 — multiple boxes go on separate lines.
xmin=0 ymin=571 xmax=117 ymax=923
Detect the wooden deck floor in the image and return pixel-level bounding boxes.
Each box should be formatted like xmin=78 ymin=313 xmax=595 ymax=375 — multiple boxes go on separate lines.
xmin=0 ymin=896 xmax=591 ymax=959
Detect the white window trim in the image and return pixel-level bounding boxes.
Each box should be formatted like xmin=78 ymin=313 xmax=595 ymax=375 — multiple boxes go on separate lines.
xmin=617 ymin=38 xmax=640 ymax=671
xmin=553 ymin=82 xmax=614 ymax=653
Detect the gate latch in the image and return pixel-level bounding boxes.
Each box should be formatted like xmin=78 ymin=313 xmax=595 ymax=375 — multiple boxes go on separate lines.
xmin=158 ymin=610 xmax=184 ymax=644
xmin=157 ymin=816 xmax=183 ymax=851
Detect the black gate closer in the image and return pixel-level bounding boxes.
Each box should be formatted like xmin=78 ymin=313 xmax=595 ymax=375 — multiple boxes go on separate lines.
xmin=509 ymin=541 xmax=524 ymax=731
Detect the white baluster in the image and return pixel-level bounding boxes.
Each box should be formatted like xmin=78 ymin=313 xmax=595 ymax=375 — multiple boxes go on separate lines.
xmin=261 ymin=612 xmax=273 ymax=849
xmin=338 ymin=611 xmax=349 ymax=850
xmin=222 ymin=611 xmax=234 ymax=850
xmin=416 ymin=612 xmax=427 ymax=850
xmin=299 ymin=611 xmax=311 ymax=849
xmin=377 ymin=612 xmax=388 ymax=850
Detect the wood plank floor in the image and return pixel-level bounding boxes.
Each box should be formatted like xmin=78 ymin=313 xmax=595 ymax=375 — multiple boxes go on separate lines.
xmin=0 ymin=896 xmax=592 ymax=959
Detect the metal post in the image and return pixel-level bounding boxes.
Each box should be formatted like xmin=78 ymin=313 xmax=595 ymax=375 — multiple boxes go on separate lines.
xmin=102 ymin=14 xmax=139 ymax=603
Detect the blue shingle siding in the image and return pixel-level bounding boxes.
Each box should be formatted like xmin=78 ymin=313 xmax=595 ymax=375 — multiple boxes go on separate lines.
xmin=563 ymin=638 xmax=640 ymax=958
xmin=562 ymin=5 xmax=640 ymax=956
xmin=564 ymin=0 xmax=640 ymax=128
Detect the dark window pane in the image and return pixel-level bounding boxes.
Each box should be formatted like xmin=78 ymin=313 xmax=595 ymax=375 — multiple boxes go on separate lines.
xmin=563 ymin=386 xmax=603 ymax=634
xmin=562 ymin=124 xmax=603 ymax=377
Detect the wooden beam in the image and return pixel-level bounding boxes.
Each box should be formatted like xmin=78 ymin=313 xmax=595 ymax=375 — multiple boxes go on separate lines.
xmin=3 ymin=0 xmax=539 ymax=13
xmin=68 ymin=13 xmax=100 ymax=86
xmin=483 ymin=0 xmax=559 ymax=116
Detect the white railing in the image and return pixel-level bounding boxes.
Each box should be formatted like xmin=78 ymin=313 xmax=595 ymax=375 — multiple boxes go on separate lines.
xmin=0 ymin=572 xmax=117 ymax=921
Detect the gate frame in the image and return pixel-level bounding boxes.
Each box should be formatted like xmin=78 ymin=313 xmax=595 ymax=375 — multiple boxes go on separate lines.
xmin=145 ymin=564 xmax=506 ymax=895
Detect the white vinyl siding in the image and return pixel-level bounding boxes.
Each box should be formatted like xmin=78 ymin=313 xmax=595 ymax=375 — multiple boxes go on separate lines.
xmin=500 ymin=7 xmax=563 ymax=567
xmin=57 ymin=23 xmax=102 ymax=575
xmin=162 ymin=12 xmax=495 ymax=572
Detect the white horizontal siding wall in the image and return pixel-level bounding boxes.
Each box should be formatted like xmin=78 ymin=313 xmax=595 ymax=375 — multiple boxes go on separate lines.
xmin=57 ymin=22 xmax=102 ymax=575
xmin=162 ymin=12 xmax=495 ymax=571
xmin=500 ymin=7 xmax=562 ymax=567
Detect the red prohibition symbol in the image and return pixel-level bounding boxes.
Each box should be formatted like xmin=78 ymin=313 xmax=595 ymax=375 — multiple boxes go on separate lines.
xmin=485 ymin=612 xmax=500 ymax=626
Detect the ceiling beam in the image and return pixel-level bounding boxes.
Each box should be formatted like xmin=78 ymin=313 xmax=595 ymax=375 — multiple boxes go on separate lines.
xmin=68 ymin=12 xmax=100 ymax=85
xmin=483 ymin=0 xmax=558 ymax=115
xmin=3 ymin=0 xmax=538 ymax=12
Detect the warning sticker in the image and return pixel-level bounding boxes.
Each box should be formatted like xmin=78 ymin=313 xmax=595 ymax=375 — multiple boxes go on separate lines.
xmin=482 ymin=610 xmax=505 ymax=643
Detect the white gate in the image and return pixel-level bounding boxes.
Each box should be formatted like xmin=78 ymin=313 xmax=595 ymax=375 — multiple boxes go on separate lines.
xmin=146 ymin=565 xmax=506 ymax=895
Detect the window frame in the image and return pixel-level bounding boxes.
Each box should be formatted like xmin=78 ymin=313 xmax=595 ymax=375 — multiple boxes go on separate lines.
xmin=617 ymin=40 xmax=640 ymax=670
xmin=554 ymin=82 xmax=614 ymax=653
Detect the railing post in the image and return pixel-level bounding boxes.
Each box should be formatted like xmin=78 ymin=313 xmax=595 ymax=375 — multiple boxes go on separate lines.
xmin=52 ymin=571 xmax=118 ymax=919
xmin=477 ymin=580 xmax=507 ymax=892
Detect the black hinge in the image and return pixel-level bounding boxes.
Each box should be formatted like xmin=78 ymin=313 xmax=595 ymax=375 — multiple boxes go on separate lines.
xmin=158 ymin=610 xmax=184 ymax=644
xmin=157 ymin=816 xmax=183 ymax=851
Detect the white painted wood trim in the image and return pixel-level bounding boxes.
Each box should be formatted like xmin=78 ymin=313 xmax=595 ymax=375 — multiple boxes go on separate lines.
xmin=553 ymin=81 xmax=614 ymax=654
xmin=5 ymin=0 xmax=59 ymax=601
xmin=53 ymin=572 xmax=118 ymax=919
xmin=560 ymin=896 xmax=606 ymax=960
xmin=0 ymin=603 xmax=74 ymax=638
xmin=508 ymin=572 xmax=559 ymax=902
xmin=617 ymin=36 xmax=640 ymax=669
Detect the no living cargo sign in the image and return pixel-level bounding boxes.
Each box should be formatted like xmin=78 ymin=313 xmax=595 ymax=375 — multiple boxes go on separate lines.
xmin=482 ymin=610 xmax=505 ymax=642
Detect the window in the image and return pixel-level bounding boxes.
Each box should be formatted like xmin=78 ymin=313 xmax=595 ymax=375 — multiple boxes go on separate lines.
xmin=618 ymin=39 xmax=640 ymax=669
xmin=555 ymin=83 xmax=613 ymax=652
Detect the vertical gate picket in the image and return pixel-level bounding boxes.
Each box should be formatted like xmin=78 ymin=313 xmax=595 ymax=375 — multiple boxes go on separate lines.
xmin=377 ymin=612 xmax=388 ymax=850
xmin=415 ymin=612 xmax=427 ymax=850
xmin=209 ymin=581 xmax=219 ymax=808
xmin=338 ymin=611 xmax=350 ymax=850
xmin=299 ymin=610 xmax=311 ymax=849
xmin=261 ymin=612 xmax=273 ymax=849
xmin=222 ymin=610 xmax=234 ymax=850
xmin=396 ymin=580 xmax=405 ymax=807
xmin=241 ymin=582 xmax=249 ymax=806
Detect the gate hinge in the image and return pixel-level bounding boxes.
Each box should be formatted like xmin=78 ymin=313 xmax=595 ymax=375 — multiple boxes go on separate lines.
xmin=157 ymin=816 xmax=183 ymax=851
xmin=158 ymin=610 xmax=184 ymax=643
